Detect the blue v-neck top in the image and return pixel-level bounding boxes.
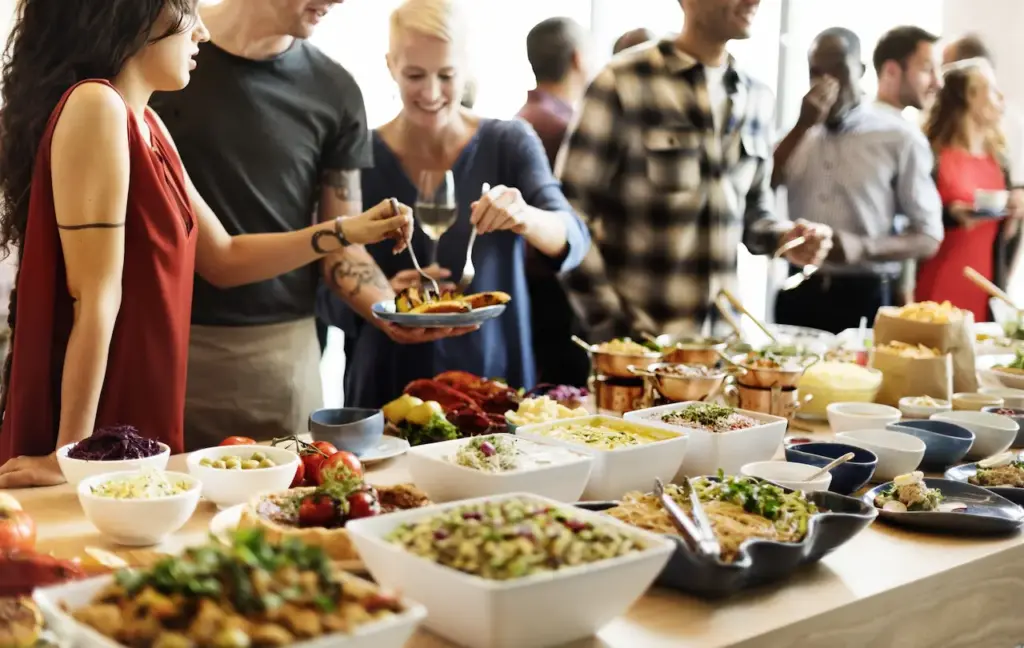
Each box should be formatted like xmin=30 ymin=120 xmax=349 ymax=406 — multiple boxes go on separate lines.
xmin=317 ymin=118 xmax=590 ymax=408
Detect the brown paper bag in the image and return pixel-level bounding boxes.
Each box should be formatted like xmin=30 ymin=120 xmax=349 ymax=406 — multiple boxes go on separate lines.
xmin=873 ymin=307 xmax=978 ymax=393
xmin=870 ymin=351 xmax=953 ymax=406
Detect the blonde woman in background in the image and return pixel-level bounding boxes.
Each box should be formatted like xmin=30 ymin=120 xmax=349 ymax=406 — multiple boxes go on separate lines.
xmin=316 ymin=0 xmax=590 ymax=408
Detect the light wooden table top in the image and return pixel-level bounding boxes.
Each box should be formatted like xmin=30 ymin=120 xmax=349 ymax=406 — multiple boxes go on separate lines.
xmin=13 ymin=429 xmax=1024 ymax=648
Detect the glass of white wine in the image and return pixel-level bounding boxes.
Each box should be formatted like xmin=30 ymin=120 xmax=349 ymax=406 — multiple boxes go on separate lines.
xmin=414 ymin=170 xmax=457 ymax=266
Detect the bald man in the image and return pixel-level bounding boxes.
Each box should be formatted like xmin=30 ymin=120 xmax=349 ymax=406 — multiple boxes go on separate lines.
xmin=613 ymin=28 xmax=656 ymax=55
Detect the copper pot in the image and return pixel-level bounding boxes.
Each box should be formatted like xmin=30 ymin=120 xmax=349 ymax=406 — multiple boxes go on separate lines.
xmin=628 ymin=362 xmax=727 ymax=402
xmin=722 ymin=352 xmax=819 ymax=389
xmin=573 ymin=336 xmax=662 ymax=379
xmin=724 ymin=383 xmax=812 ymax=419
xmin=593 ymin=375 xmax=645 ymax=415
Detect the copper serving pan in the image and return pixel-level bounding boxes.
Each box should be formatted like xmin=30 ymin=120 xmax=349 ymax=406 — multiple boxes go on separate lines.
xmin=651 ymin=334 xmax=730 ymax=367
xmin=573 ymin=335 xmax=662 ymax=379
xmin=724 ymin=383 xmax=812 ymax=420
xmin=720 ymin=351 xmax=820 ymax=389
xmin=628 ymin=362 xmax=727 ymax=402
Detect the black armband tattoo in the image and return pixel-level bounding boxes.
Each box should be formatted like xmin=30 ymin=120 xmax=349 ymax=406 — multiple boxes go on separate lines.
xmin=311 ymin=217 xmax=349 ymax=254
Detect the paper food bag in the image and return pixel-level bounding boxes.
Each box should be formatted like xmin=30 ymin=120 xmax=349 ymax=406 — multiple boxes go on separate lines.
xmin=873 ymin=307 xmax=978 ymax=393
xmin=870 ymin=351 xmax=953 ymax=406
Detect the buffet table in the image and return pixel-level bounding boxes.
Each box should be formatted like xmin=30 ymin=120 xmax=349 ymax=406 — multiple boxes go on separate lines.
xmin=18 ymin=428 xmax=1024 ymax=648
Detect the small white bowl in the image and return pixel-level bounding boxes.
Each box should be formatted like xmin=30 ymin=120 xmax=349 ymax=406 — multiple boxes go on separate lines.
xmin=406 ymin=434 xmax=593 ymax=503
xmin=979 ymin=386 xmax=1024 ymax=409
xmin=834 ymin=429 xmax=925 ymax=482
xmin=57 ymin=442 xmax=170 ymax=486
xmin=186 ymin=445 xmax=300 ymax=509
xmin=516 ymin=416 xmax=687 ymax=500
xmin=826 ymin=402 xmax=902 ymax=433
xmin=346 ymin=493 xmax=673 ymax=648
xmin=898 ymin=396 xmax=952 ymax=420
xmin=77 ymin=470 xmax=200 ymax=546
xmin=931 ymin=411 xmax=1019 ymax=460
xmin=952 ymin=392 xmax=1004 ymax=411
xmin=739 ymin=461 xmax=832 ymax=492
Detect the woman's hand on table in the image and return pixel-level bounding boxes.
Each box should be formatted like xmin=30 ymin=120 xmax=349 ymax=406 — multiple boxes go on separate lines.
xmin=390 ymin=265 xmax=456 ymax=294
xmin=470 ymin=185 xmax=530 ymax=235
xmin=0 ymin=453 xmax=66 ymax=488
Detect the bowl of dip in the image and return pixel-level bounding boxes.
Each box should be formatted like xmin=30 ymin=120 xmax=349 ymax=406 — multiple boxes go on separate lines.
xmin=77 ymin=469 xmax=201 ymax=546
xmin=406 ymin=433 xmax=594 ymax=502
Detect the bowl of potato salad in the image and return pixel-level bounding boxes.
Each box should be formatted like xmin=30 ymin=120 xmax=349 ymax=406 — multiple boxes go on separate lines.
xmin=516 ymin=416 xmax=688 ymax=500
xmin=505 ymin=396 xmax=589 ymax=433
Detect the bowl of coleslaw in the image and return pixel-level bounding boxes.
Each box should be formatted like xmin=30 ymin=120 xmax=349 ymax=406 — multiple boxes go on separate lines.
xmin=76 ymin=468 xmax=201 ymax=546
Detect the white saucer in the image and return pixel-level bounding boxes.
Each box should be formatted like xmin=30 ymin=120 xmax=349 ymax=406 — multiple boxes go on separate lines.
xmin=209 ymin=503 xmax=245 ymax=542
xmin=359 ymin=435 xmax=410 ymax=465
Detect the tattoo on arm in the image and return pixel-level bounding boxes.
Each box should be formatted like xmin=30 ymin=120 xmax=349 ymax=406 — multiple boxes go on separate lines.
xmin=328 ymin=257 xmax=390 ymax=298
xmin=57 ymin=222 xmax=125 ymax=230
xmin=323 ymin=169 xmax=363 ymax=216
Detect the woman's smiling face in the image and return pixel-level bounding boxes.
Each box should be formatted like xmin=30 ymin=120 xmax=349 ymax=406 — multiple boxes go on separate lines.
xmin=388 ymin=28 xmax=467 ymax=132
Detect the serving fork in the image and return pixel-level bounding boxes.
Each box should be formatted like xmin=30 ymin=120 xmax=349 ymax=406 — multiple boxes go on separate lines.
xmin=458 ymin=182 xmax=489 ymax=291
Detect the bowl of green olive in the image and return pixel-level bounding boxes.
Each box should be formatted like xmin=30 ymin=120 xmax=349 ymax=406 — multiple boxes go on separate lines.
xmin=186 ymin=444 xmax=300 ymax=509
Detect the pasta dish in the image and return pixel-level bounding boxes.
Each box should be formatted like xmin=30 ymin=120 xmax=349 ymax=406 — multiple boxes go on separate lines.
xmin=606 ymin=474 xmax=817 ymax=562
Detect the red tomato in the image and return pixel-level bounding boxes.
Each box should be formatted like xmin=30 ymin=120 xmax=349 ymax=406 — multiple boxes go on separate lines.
xmin=0 ymin=509 xmax=36 ymax=552
xmin=289 ymin=460 xmax=306 ymax=488
xmin=301 ymin=454 xmax=325 ymax=486
xmin=298 ymin=494 xmax=337 ymax=528
xmin=220 ymin=436 xmax=256 ymax=446
xmin=310 ymin=441 xmax=338 ymax=456
xmin=346 ymin=490 xmax=380 ymax=520
xmin=362 ymin=592 xmax=401 ymax=613
xmin=316 ymin=451 xmax=363 ymax=485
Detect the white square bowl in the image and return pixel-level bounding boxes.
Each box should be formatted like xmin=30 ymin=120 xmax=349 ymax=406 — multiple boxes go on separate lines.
xmin=346 ymin=493 xmax=673 ymax=648
xmin=624 ymin=402 xmax=787 ymax=477
xmin=405 ymin=433 xmax=594 ymax=502
xmin=514 ymin=416 xmax=688 ymax=500
xmin=33 ymin=572 xmax=427 ymax=648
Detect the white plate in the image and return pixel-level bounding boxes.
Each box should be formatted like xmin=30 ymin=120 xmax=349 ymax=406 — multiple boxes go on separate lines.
xmin=360 ymin=435 xmax=410 ymax=465
xmin=371 ymin=300 xmax=506 ymax=328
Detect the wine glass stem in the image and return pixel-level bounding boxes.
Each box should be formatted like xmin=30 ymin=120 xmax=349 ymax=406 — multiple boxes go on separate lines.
xmin=430 ymin=239 xmax=439 ymax=266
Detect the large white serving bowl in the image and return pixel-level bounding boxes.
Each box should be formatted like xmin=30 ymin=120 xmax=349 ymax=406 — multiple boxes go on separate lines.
xmin=346 ymin=493 xmax=674 ymax=648
xmin=57 ymin=441 xmax=170 ymax=486
xmin=931 ymin=411 xmax=1019 ymax=460
xmin=624 ymin=402 xmax=786 ymax=477
xmin=405 ymin=433 xmax=593 ymax=503
xmin=77 ymin=470 xmax=201 ymax=546
xmin=186 ymin=444 xmax=300 ymax=509
xmin=739 ymin=461 xmax=832 ymax=492
xmin=979 ymin=386 xmax=1024 ymax=410
xmin=515 ymin=416 xmax=687 ymax=500
xmin=33 ymin=572 xmax=427 ymax=648
xmin=835 ymin=428 xmax=926 ymax=482
xmin=826 ymin=402 xmax=902 ymax=433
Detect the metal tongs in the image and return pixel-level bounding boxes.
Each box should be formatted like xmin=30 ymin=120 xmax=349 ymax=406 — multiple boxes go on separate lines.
xmin=654 ymin=477 xmax=720 ymax=560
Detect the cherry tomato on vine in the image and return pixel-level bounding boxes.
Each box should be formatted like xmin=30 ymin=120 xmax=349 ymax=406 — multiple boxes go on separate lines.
xmin=219 ymin=436 xmax=256 ymax=446
xmin=316 ymin=451 xmax=363 ymax=485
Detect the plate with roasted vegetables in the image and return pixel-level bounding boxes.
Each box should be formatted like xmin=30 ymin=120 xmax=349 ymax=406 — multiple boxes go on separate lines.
xmin=372 ymin=286 xmax=511 ymax=327
xmin=33 ymin=529 xmax=426 ymax=648
xmin=945 ymin=452 xmax=1024 ymax=505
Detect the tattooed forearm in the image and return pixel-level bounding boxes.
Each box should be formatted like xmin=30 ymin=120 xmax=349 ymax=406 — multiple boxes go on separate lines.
xmin=322 ymin=169 xmax=363 ymax=216
xmin=329 ymin=257 xmax=390 ymax=298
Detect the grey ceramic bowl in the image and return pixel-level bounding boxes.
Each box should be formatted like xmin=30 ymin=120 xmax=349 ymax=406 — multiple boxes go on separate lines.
xmin=887 ymin=420 xmax=975 ymax=470
xmin=981 ymin=406 xmax=1024 ymax=447
xmin=309 ymin=408 xmax=385 ymax=456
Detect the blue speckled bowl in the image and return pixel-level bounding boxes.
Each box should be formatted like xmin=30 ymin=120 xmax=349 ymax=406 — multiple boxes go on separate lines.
xmin=785 ymin=442 xmax=877 ymax=494
xmin=887 ymin=420 xmax=975 ymax=470
xmin=309 ymin=408 xmax=384 ymax=456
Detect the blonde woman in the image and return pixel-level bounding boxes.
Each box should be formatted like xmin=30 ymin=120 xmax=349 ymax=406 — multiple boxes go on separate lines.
xmin=916 ymin=60 xmax=1016 ymax=320
xmin=317 ymin=0 xmax=590 ymax=408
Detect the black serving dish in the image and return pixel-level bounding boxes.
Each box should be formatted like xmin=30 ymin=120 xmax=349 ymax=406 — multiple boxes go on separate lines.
xmin=945 ymin=461 xmax=1024 ymax=506
xmin=865 ymin=477 xmax=1024 ymax=534
xmin=575 ymin=476 xmax=877 ymax=599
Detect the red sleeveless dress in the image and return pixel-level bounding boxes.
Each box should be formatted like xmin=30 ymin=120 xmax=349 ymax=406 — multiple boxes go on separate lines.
xmin=0 ymin=80 xmax=197 ymax=462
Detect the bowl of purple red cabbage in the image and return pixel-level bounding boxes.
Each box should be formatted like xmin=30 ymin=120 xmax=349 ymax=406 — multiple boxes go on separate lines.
xmin=57 ymin=425 xmax=170 ymax=485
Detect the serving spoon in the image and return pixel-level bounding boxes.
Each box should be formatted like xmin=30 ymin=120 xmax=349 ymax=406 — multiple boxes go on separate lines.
xmin=805 ymin=452 xmax=855 ymax=482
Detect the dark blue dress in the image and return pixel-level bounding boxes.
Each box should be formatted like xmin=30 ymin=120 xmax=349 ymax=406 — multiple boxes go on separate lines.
xmin=316 ymin=118 xmax=590 ymax=408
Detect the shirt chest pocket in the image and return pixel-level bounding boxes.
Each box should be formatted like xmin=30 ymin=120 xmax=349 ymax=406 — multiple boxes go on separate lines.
xmin=729 ymin=130 xmax=770 ymax=194
xmin=643 ymin=128 xmax=702 ymax=193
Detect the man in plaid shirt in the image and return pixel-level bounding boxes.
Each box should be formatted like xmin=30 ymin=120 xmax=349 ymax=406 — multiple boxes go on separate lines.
xmin=557 ymin=0 xmax=831 ymax=340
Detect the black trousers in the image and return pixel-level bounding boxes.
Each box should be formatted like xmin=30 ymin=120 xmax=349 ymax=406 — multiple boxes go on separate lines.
xmin=774 ymin=271 xmax=895 ymax=335
xmin=528 ymin=276 xmax=591 ymax=388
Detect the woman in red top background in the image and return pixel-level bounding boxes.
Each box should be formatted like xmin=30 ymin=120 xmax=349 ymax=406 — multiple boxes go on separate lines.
xmin=0 ymin=0 xmax=413 ymax=488
xmin=916 ymin=60 xmax=1020 ymax=320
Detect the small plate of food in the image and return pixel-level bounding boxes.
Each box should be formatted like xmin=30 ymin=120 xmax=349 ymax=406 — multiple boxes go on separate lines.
xmin=864 ymin=471 xmax=1024 ymax=534
xmin=945 ymin=452 xmax=1024 ymax=505
xmin=372 ymin=286 xmax=510 ymax=328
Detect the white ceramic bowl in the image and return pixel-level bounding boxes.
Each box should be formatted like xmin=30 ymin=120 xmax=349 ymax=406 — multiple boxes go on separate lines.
xmin=405 ymin=434 xmax=593 ymax=503
xmin=930 ymin=411 xmax=1019 ymax=460
xmin=57 ymin=442 xmax=170 ymax=486
xmin=979 ymin=386 xmax=1024 ymax=409
xmin=33 ymin=572 xmax=427 ymax=648
xmin=983 ymin=367 xmax=1024 ymax=391
xmin=898 ymin=396 xmax=952 ymax=419
xmin=186 ymin=444 xmax=300 ymax=509
xmin=952 ymin=392 xmax=1004 ymax=411
xmin=834 ymin=429 xmax=926 ymax=482
xmin=624 ymin=402 xmax=787 ymax=477
xmin=346 ymin=493 xmax=674 ymax=648
xmin=826 ymin=402 xmax=902 ymax=433
xmin=76 ymin=470 xmax=200 ymax=546
xmin=516 ymin=416 xmax=687 ymax=500
xmin=739 ymin=461 xmax=832 ymax=492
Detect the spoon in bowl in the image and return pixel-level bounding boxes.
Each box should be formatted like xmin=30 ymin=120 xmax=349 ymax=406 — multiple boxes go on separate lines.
xmin=805 ymin=452 xmax=856 ymax=482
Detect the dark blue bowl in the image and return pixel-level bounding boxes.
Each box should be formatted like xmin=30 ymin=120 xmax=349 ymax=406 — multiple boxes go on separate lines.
xmin=785 ymin=442 xmax=877 ymax=494
xmin=887 ymin=420 xmax=975 ymax=470
xmin=982 ymin=406 xmax=1024 ymax=447
xmin=309 ymin=408 xmax=384 ymax=456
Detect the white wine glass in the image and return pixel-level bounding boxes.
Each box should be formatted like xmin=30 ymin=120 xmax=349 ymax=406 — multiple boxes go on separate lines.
xmin=414 ymin=170 xmax=457 ymax=266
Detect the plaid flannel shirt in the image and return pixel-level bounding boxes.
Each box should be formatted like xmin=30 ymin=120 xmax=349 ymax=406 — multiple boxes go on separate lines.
xmin=556 ymin=40 xmax=785 ymax=340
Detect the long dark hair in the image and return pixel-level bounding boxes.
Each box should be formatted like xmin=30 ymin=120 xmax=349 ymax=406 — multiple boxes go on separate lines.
xmin=924 ymin=63 xmax=1006 ymax=160
xmin=0 ymin=0 xmax=196 ymax=418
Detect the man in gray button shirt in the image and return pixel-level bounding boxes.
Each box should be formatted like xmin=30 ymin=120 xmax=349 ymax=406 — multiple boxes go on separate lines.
xmin=772 ymin=27 xmax=943 ymax=333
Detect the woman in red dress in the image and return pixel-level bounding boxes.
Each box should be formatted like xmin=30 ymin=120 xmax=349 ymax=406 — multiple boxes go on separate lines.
xmin=916 ymin=61 xmax=1019 ymax=319
xmin=0 ymin=0 xmax=413 ymax=488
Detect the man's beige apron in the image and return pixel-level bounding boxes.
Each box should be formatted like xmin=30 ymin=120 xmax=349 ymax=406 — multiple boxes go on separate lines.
xmin=184 ymin=318 xmax=322 ymax=451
